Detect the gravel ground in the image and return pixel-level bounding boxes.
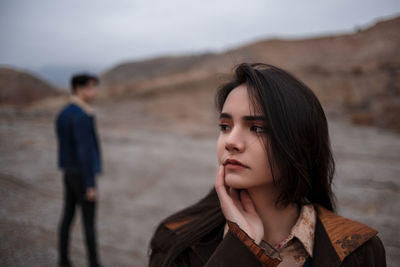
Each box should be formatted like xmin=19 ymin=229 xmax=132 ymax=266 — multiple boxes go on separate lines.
xmin=0 ymin=99 xmax=399 ymax=266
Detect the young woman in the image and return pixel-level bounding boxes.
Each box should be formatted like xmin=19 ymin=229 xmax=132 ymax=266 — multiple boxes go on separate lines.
xmin=149 ymin=63 xmax=386 ymax=267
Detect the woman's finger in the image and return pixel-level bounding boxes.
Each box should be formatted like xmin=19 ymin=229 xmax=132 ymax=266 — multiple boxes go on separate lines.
xmin=229 ymin=188 xmax=243 ymax=211
xmin=240 ymin=190 xmax=257 ymax=214
xmin=215 ymin=166 xmax=246 ymax=222
xmin=215 ymin=165 xmax=232 ymax=207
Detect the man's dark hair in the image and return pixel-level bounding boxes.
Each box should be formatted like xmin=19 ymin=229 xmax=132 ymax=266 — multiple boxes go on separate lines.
xmin=71 ymin=73 xmax=99 ymax=94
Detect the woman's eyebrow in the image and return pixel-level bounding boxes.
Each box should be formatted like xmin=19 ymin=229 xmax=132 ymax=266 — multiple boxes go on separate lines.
xmin=242 ymin=115 xmax=266 ymax=121
xmin=219 ymin=113 xmax=232 ymax=119
xmin=219 ymin=113 xmax=266 ymax=121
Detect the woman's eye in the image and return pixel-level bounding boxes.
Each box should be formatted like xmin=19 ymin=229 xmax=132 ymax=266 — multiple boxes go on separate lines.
xmin=250 ymin=125 xmax=266 ymax=133
xmin=219 ymin=124 xmax=231 ymax=132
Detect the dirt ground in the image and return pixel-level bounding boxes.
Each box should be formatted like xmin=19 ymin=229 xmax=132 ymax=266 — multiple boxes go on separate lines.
xmin=0 ymin=95 xmax=399 ymax=266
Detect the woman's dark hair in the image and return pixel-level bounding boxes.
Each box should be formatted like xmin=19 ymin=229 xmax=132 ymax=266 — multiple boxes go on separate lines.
xmin=71 ymin=73 xmax=99 ymax=93
xmin=149 ymin=63 xmax=335 ymax=266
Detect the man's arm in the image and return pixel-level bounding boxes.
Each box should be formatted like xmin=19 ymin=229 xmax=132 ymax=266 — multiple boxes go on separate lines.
xmin=72 ymin=115 xmax=96 ymax=199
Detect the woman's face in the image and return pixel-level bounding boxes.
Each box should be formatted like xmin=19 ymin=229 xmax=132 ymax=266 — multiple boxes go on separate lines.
xmin=217 ymin=84 xmax=274 ymax=189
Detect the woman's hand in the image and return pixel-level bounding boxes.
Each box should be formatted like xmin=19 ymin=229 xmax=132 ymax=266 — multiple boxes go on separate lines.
xmin=215 ymin=165 xmax=264 ymax=244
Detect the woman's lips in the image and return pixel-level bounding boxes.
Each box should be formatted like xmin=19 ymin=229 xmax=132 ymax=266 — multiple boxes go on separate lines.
xmin=223 ymin=159 xmax=249 ymax=170
xmin=225 ymin=164 xmax=246 ymax=170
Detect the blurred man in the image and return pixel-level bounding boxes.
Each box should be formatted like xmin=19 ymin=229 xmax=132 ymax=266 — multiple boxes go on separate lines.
xmin=56 ymin=74 xmax=102 ymax=267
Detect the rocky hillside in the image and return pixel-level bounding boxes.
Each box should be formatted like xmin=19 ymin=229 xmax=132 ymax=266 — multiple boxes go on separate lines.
xmin=102 ymin=16 xmax=400 ymax=131
xmin=0 ymin=67 xmax=60 ymax=106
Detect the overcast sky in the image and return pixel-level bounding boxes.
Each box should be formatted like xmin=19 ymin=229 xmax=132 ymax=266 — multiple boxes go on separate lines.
xmin=0 ymin=0 xmax=399 ymax=86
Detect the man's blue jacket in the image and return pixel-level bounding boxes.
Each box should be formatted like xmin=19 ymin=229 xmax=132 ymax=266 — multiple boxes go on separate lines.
xmin=56 ymin=102 xmax=102 ymax=188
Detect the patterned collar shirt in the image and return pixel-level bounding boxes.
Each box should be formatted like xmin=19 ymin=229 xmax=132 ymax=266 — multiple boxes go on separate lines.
xmin=259 ymin=204 xmax=316 ymax=267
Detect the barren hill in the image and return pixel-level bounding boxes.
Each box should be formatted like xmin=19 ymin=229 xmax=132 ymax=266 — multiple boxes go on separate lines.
xmin=1 ymin=17 xmax=400 ymax=267
xmin=102 ymin=16 xmax=400 ymax=130
xmin=0 ymin=67 xmax=60 ymax=106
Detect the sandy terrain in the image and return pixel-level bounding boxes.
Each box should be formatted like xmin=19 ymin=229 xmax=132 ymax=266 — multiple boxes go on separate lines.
xmin=0 ymin=96 xmax=399 ymax=266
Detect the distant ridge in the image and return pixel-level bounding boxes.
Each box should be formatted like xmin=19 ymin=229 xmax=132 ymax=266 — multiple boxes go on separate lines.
xmin=101 ymin=16 xmax=400 ymax=130
xmin=0 ymin=67 xmax=60 ymax=106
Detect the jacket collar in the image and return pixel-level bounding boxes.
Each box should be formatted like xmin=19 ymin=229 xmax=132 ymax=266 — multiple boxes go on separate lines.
xmin=70 ymin=95 xmax=95 ymax=115
xmin=315 ymin=204 xmax=378 ymax=264
xmin=165 ymin=204 xmax=378 ymax=266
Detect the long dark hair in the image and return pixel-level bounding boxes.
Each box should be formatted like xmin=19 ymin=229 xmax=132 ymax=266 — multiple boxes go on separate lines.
xmin=149 ymin=63 xmax=335 ymax=266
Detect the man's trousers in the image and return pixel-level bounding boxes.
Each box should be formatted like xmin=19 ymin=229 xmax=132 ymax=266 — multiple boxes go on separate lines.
xmin=58 ymin=171 xmax=99 ymax=267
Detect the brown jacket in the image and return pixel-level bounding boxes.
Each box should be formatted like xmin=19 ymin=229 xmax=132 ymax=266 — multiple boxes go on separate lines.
xmin=162 ymin=205 xmax=386 ymax=267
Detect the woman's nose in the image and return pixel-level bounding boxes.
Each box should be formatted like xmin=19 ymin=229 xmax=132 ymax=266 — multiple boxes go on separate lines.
xmin=225 ymin=129 xmax=245 ymax=153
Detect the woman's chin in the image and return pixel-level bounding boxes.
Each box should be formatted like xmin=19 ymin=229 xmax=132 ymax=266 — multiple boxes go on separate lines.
xmin=224 ymin=173 xmax=249 ymax=189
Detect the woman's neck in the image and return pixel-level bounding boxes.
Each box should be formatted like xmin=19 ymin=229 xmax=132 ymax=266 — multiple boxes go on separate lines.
xmin=246 ymin=185 xmax=299 ymax=248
